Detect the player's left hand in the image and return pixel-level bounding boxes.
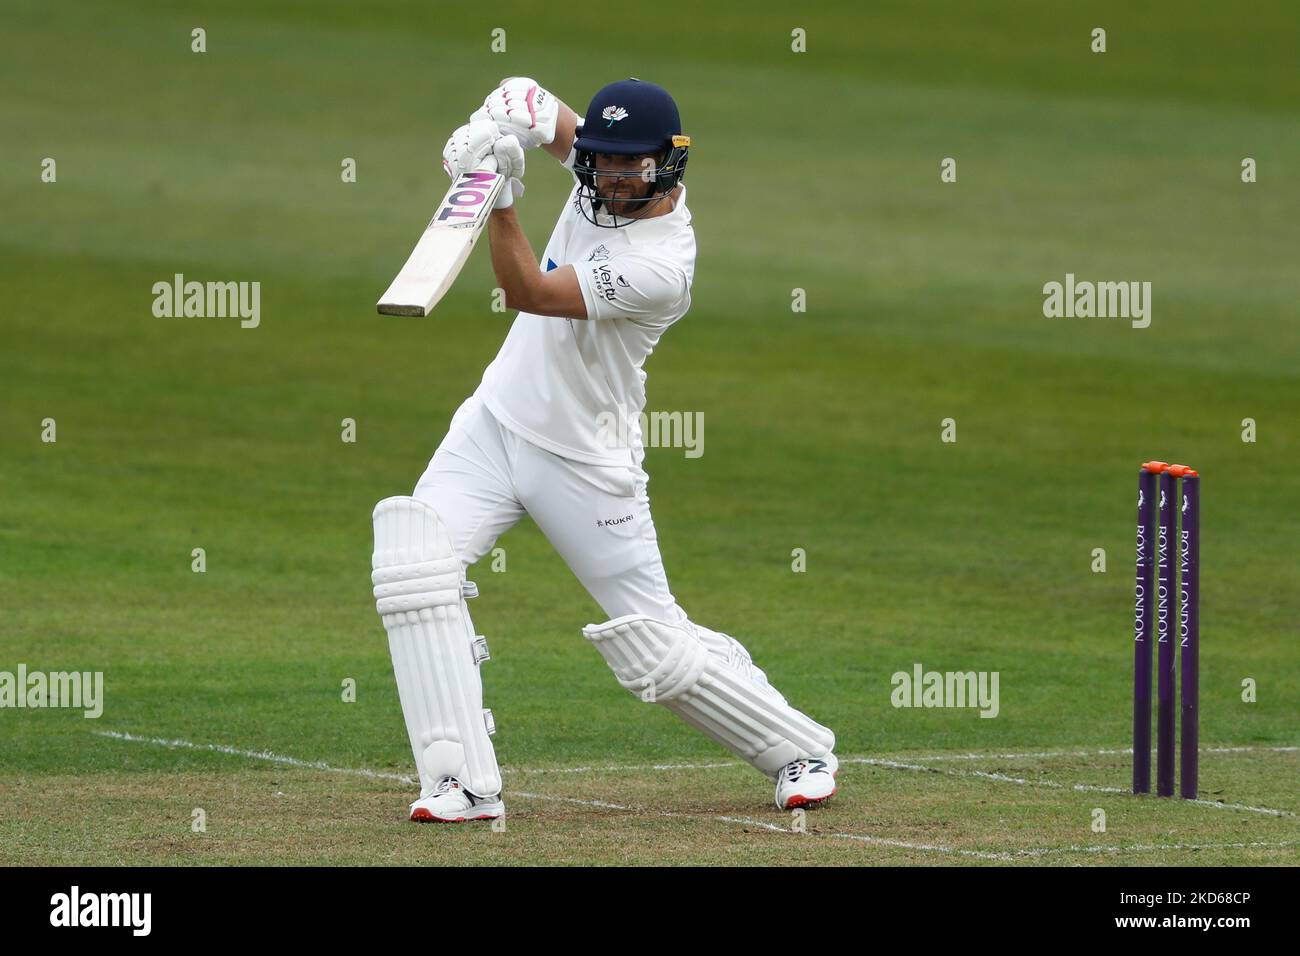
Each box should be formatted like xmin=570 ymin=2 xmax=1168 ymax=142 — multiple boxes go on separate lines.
xmin=441 ymin=120 xmax=501 ymax=181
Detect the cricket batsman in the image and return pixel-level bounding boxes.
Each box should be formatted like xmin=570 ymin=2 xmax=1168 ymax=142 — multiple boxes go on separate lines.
xmin=369 ymin=77 xmax=838 ymax=822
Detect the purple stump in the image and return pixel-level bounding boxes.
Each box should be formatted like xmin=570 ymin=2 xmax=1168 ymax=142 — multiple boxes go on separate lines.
xmin=1156 ymin=470 xmax=1177 ymax=796
xmin=1179 ymin=474 xmax=1200 ymax=799
xmin=1133 ymin=467 xmax=1155 ymax=794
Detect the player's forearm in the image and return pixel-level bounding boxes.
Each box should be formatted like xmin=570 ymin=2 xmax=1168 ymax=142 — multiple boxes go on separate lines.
xmin=542 ymin=101 xmax=580 ymax=163
xmin=486 ymin=206 xmax=587 ymax=318
xmin=487 ymin=207 xmax=542 ymax=310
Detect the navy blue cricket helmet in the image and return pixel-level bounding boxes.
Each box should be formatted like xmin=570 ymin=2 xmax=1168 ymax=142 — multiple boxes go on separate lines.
xmin=573 ymin=78 xmax=690 ymax=226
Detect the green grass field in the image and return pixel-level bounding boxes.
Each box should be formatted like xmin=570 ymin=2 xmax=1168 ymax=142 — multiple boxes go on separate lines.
xmin=2 ymin=1 xmax=1297 ymax=866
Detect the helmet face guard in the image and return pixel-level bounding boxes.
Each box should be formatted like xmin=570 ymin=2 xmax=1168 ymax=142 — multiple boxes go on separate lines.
xmin=573 ymin=136 xmax=690 ymax=227
xmin=572 ymin=78 xmax=690 ymax=228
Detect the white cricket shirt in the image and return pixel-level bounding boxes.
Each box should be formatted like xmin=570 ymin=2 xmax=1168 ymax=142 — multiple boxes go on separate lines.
xmin=474 ymin=158 xmax=696 ymax=469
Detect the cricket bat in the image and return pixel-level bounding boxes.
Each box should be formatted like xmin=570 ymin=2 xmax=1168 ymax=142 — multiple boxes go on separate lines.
xmin=376 ymin=164 xmax=506 ymax=316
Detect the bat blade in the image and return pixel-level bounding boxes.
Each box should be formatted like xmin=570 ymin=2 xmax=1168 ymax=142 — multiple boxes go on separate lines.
xmin=377 ymin=169 xmax=506 ymax=316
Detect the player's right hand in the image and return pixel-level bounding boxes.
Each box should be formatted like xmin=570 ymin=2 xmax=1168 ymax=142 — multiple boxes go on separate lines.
xmin=470 ymin=77 xmax=558 ymax=150
xmin=491 ymin=134 xmax=525 ymax=210
xmin=442 ymin=120 xmax=502 ymax=180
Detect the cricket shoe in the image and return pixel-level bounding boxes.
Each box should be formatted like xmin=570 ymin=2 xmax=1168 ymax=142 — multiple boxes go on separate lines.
xmin=409 ymin=776 xmax=505 ymax=823
xmin=774 ymin=753 xmax=839 ymax=810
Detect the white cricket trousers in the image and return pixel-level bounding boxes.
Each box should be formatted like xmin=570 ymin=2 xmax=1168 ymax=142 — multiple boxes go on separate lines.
xmin=413 ymin=395 xmax=689 ymax=625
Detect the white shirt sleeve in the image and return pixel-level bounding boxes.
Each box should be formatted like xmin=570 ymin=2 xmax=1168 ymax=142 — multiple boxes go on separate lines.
xmin=575 ymin=251 xmax=689 ymax=325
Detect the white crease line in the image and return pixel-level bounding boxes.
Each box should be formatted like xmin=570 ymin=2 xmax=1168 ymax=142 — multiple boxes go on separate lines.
xmin=93 ymin=731 xmax=632 ymax=811
xmin=856 ymin=757 xmax=1295 ymax=817
xmin=715 ymin=816 xmax=1014 ymax=861
xmin=90 ymin=730 xmax=1016 ymax=861
xmin=1013 ymin=840 xmax=1300 ymax=858
xmin=96 ymin=730 xmax=419 ymax=785
xmin=94 ymin=731 xmax=981 ymax=858
xmin=889 ymin=749 xmax=1134 ymax=762
xmin=513 ymin=792 xmax=631 ymax=810
xmin=97 ymin=731 xmax=1296 ymax=862
xmin=703 ymin=817 xmax=1292 ymax=862
xmin=505 ymin=760 xmax=740 ymax=775
xmin=94 ymin=732 xmax=739 ymax=778
xmin=97 ymin=731 xmax=1296 ymax=816
xmin=875 ymin=746 xmax=1299 ymax=763
xmin=499 ymin=745 xmax=1299 ymax=775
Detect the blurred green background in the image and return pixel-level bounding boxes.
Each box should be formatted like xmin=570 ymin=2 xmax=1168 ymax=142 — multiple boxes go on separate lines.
xmin=1 ymin=1 xmax=1296 ymax=814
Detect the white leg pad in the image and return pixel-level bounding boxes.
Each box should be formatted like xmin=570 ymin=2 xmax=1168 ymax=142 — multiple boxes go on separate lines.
xmin=372 ymin=496 xmax=501 ymax=798
xmin=582 ymin=615 xmax=835 ymax=779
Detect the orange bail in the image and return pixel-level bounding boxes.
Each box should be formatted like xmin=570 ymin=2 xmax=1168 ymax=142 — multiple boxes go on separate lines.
xmin=1142 ymin=461 xmax=1170 ymax=473
xmin=1166 ymin=463 xmax=1198 ymax=477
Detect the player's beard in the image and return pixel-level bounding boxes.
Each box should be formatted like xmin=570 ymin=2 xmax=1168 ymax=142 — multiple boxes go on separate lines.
xmin=598 ymin=178 xmax=656 ymax=219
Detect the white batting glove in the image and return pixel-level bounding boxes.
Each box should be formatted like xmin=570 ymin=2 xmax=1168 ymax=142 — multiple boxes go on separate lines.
xmin=470 ymin=77 xmax=558 ymax=150
xmin=491 ymin=134 xmax=525 ymax=209
xmin=441 ymin=120 xmax=502 ymax=181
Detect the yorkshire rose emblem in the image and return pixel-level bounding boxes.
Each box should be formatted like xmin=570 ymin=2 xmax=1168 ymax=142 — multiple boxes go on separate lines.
xmin=601 ymin=106 xmax=629 ymax=127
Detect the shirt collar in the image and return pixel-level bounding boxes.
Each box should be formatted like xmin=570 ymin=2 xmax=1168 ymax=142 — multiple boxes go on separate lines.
xmin=611 ymin=185 xmax=689 ymax=245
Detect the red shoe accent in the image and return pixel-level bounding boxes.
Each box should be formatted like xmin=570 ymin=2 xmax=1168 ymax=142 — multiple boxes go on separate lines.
xmin=411 ymin=807 xmax=500 ymax=823
xmin=411 ymin=808 xmax=465 ymax=823
xmin=784 ymin=785 xmax=837 ymax=810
